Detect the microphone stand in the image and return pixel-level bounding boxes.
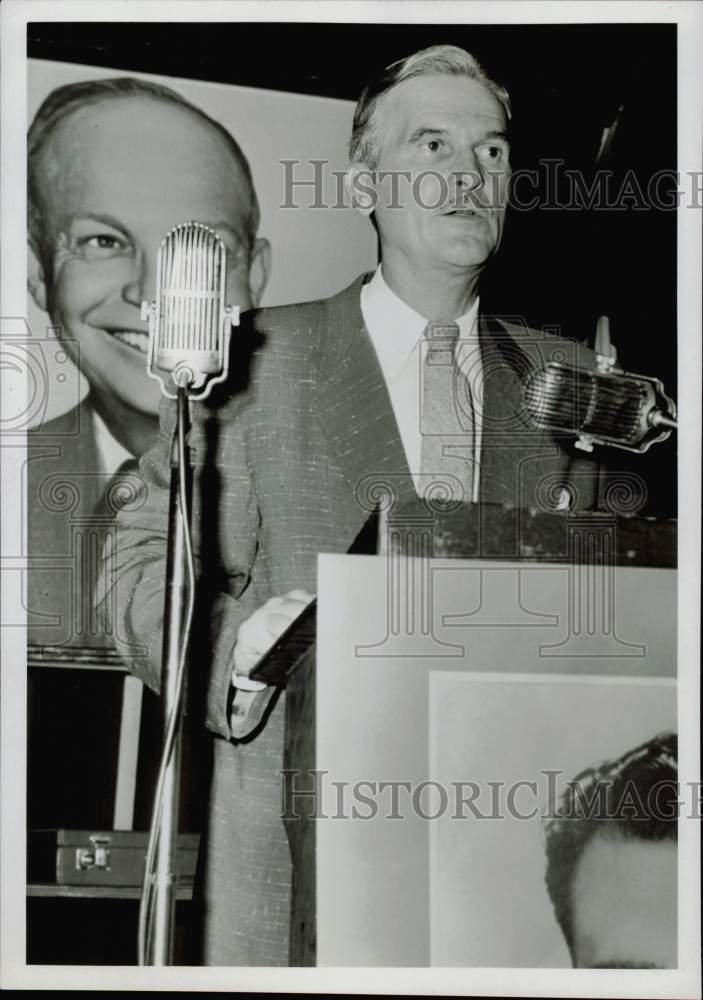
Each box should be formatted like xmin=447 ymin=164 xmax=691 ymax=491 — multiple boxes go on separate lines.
xmin=138 ymin=222 xmax=238 ymax=964
xmin=147 ymin=387 xmax=193 ymax=965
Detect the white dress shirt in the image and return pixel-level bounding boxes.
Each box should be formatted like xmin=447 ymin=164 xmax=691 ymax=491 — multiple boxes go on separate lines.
xmin=92 ymin=409 xmax=134 ymax=476
xmin=361 ymin=266 xmax=483 ymax=502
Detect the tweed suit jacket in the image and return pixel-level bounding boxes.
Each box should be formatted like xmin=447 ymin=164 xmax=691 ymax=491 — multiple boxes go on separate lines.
xmin=106 ymin=273 xmax=601 ymax=965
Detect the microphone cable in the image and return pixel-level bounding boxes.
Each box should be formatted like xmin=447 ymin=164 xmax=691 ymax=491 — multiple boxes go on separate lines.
xmin=137 ymin=387 xmax=197 ymax=966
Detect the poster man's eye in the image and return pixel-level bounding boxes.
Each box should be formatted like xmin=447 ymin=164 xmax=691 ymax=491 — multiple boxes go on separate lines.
xmin=76 ymin=233 xmax=130 ymax=257
xmin=84 ymin=235 xmax=122 ymax=249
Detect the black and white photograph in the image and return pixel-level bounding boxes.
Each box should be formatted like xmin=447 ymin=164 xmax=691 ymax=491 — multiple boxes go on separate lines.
xmin=0 ymin=1 xmax=700 ymax=994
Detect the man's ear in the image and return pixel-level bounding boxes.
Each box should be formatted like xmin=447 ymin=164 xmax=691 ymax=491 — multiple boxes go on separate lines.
xmin=344 ymin=162 xmax=377 ymax=218
xmin=27 ymin=242 xmax=49 ymax=312
xmin=248 ymin=237 xmax=271 ymax=307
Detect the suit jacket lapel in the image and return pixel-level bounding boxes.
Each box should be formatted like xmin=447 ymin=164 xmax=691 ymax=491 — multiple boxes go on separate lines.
xmin=311 ymin=286 xmax=580 ymax=534
xmin=311 ymin=276 xmax=416 ymax=534
xmin=479 ymin=316 xmax=564 ymax=508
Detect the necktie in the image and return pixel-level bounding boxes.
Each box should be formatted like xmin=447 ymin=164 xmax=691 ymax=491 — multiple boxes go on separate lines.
xmin=419 ymin=320 xmax=475 ymax=503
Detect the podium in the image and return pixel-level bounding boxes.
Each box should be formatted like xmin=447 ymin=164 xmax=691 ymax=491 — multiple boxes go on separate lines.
xmin=264 ymin=503 xmax=677 ymax=967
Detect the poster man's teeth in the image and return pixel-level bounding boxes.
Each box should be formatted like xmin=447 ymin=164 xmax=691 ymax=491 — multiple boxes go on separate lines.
xmin=112 ymin=331 xmax=149 ymax=353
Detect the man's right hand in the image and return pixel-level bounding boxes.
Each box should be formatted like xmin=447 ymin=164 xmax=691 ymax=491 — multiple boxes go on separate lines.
xmin=232 ymin=589 xmax=314 ymax=686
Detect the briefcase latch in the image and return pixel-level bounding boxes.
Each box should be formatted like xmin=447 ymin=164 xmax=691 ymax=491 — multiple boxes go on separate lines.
xmin=75 ymin=834 xmax=111 ymax=871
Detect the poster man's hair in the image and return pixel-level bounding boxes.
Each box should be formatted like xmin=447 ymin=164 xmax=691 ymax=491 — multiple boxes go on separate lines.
xmin=27 ymin=76 xmax=260 ymax=258
xmin=543 ymin=731 xmax=678 ymax=959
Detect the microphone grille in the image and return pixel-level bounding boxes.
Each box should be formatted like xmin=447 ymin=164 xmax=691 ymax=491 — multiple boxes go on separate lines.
xmin=524 ymin=363 xmax=653 ymax=446
xmin=156 ymin=222 xmax=226 ymax=357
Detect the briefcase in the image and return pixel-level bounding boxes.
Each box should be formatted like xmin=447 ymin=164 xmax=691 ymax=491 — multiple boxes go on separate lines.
xmin=28 ymin=829 xmax=200 ymax=887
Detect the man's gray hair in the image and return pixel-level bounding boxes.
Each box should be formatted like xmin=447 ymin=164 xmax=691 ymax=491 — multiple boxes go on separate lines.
xmin=349 ymin=44 xmax=511 ymax=168
xmin=27 ymin=76 xmax=260 ymax=260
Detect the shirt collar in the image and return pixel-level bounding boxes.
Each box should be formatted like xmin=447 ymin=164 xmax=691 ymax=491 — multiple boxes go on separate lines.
xmin=92 ymin=408 xmax=134 ymax=475
xmin=361 ymin=265 xmax=480 ymax=378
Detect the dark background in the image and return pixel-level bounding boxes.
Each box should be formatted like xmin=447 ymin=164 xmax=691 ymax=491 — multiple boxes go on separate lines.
xmin=28 ymin=20 xmax=678 ymax=514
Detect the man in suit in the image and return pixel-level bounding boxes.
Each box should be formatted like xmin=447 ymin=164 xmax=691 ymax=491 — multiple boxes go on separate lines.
xmin=106 ymin=45 xmax=603 ymax=964
xmin=26 ymin=75 xmax=270 ymax=646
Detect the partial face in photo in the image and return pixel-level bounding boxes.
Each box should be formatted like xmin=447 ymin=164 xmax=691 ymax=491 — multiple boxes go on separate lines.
xmin=570 ymin=832 xmax=677 ymax=969
xmin=363 ymin=74 xmax=510 ymax=276
xmin=30 ymin=95 xmax=268 ymax=424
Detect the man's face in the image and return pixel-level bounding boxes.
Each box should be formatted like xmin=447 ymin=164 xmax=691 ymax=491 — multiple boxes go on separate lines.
xmin=570 ymin=833 xmax=677 ymax=968
xmin=365 ymin=74 xmax=510 ymax=277
xmin=31 ymin=96 xmax=266 ymax=422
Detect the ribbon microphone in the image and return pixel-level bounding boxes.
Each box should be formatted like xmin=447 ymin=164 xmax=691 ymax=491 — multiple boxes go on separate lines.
xmin=523 ymin=354 xmax=677 ymax=454
xmin=141 ymin=221 xmax=239 ymax=399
